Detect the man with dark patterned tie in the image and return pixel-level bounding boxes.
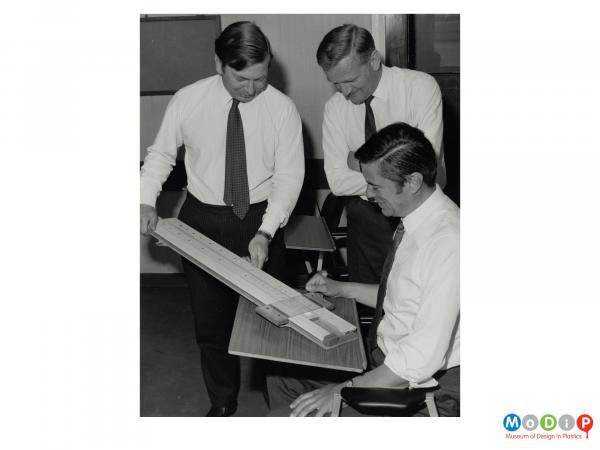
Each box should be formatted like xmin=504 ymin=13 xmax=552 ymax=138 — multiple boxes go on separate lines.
xmin=140 ymin=21 xmax=304 ymax=416
xmin=317 ymin=24 xmax=446 ymax=285
xmin=266 ymin=123 xmax=459 ymax=417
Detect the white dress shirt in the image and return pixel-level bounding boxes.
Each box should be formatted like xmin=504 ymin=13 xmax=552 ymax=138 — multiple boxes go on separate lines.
xmin=322 ymin=65 xmax=446 ymax=196
xmin=377 ymin=186 xmax=459 ymax=388
xmin=140 ymin=75 xmax=305 ymax=236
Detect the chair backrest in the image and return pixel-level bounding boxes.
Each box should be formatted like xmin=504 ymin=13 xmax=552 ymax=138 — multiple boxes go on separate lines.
xmin=319 ymin=193 xmax=346 ymax=232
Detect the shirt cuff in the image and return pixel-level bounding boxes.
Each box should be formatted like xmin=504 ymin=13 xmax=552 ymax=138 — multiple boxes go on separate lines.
xmin=383 ymin=358 xmax=439 ymax=389
xmin=140 ymin=190 xmax=158 ymax=208
xmin=259 ymin=213 xmax=281 ymax=237
xmin=408 ymin=377 xmax=438 ymax=389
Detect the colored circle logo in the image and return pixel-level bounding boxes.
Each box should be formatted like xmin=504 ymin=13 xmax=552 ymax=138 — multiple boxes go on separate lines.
xmin=522 ymin=414 xmax=538 ymax=431
xmin=504 ymin=413 xmax=521 ymax=432
xmin=540 ymin=414 xmax=557 ymax=431
xmin=559 ymin=414 xmax=575 ymax=431
xmin=577 ymin=414 xmax=593 ymax=439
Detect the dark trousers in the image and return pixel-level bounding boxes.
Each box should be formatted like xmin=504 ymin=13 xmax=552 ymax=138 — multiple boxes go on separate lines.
xmin=265 ymin=363 xmax=350 ymax=412
xmin=414 ymin=366 xmax=460 ymax=417
xmin=178 ymin=193 xmax=286 ymax=409
xmin=266 ymin=365 xmax=460 ymax=417
xmin=346 ymin=197 xmax=399 ymax=283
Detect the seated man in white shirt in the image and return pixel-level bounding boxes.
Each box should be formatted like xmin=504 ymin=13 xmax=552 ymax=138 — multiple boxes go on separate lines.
xmin=266 ymin=122 xmax=459 ymax=417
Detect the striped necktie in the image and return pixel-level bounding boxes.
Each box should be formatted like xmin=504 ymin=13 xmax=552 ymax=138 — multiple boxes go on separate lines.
xmin=367 ymin=219 xmax=405 ymax=353
xmin=223 ymin=99 xmax=250 ymax=219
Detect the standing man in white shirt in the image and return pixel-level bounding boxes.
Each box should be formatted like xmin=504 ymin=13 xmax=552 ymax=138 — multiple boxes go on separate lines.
xmin=140 ymin=21 xmax=305 ymax=416
xmin=267 ymin=122 xmax=459 ymax=417
xmin=317 ymin=24 xmax=445 ymax=284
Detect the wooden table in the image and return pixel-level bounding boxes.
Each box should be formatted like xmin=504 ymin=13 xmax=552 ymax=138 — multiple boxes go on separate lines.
xmin=284 ymin=215 xmax=336 ymax=272
xmin=229 ymin=295 xmax=367 ymax=373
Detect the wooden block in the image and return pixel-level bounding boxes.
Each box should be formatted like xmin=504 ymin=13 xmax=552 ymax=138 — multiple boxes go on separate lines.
xmin=309 ymin=308 xmax=356 ymax=335
xmin=289 ymin=313 xmax=332 ymax=344
xmin=303 ymin=292 xmax=334 ymax=310
xmin=255 ymin=304 xmax=288 ymax=326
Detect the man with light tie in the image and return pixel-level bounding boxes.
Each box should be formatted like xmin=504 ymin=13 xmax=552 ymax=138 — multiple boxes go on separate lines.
xmin=317 ymin=24 xmax=446 ymax=285
xmin=140 ymin=22 xmax=304 ymax=416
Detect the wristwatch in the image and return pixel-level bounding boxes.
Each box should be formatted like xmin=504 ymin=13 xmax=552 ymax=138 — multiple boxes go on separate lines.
xmin=256 ymin=230 xmax=273 ymax=243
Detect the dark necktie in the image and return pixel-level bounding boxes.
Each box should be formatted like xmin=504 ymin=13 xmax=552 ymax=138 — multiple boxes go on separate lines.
xmin=367 ymin=220 xmax=405 ymax=352
xmin=364 ymin=95 xmax=376 ymax=141
xmin=223 ymin=99 xmax=250 ymax=219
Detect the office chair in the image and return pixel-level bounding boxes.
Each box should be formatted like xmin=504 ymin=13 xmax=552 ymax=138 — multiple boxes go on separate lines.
xmin=331 ymin=386 xmax=440 ymax=417
xmin=318 ymin=192 xmax=349 ymax=280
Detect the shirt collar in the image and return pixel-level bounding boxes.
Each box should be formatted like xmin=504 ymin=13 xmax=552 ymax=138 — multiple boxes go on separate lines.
xmin=371 ymin=65 xmax=391 ymax=101
xmin=215 ymin=76 xmax=234 ymax=106
xmin=215 ymin=76 xmax=270 ymax=108
xmin=402 ymin=185 xmax=444 ymax=234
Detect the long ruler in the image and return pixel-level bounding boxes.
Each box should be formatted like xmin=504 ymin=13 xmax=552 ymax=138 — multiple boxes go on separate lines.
xmin=150 ymin=218 xmax=357 ymax=349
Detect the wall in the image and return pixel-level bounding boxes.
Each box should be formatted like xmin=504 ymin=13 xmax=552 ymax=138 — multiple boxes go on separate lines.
xmin=141 ymin=14 xmax=374 ymax=273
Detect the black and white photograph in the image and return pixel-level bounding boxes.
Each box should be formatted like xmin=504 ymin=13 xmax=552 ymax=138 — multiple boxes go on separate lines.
xmin=2 ymin=1 xmax=599 ymax=449
xmin=139 ymin=13 xmax=460 ymax=418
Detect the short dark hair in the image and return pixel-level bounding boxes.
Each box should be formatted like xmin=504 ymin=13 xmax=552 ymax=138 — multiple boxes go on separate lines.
xmin=355 ymin=122 xmax=437 ymax=188
xmin=316 ymin=24 xmax=375 ymax=71
xmin=215 ymin=21 xmax=272 ymax=71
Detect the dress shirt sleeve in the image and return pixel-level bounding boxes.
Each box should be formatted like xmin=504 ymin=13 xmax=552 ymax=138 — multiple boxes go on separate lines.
xmin=322 ymin=101 xmax=368 ymax=196
xmin=413 ymin=76 xmax=444 ymax=157
xmin=383 ymin=233 xmax=460 ymax=387
xmin=259 ymin=102 xmax=305 ymax=236
xmin=412 ymin=76 xmax=446 ymax=188
xmin=140 ymin=94 xmax=182 ymax=207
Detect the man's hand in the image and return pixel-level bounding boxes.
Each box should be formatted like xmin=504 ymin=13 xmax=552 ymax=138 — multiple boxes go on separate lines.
xmin=140 ymin=204 xmax=158 ymax=235
xmin=248 ymin=233 xmax=270 ymax=269
xmin=289 ymin=383 xmax=345 ymax=417
xmin=347 ymin=151 xmax=360 ymax=172
xmin=305 ymin=271 xmax=343 ymax=298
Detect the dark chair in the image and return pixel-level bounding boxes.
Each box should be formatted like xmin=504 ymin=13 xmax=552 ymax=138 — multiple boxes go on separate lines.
xmin=332 ymin=386 xmax=440 ymax=417
xmin=318 ymin=192 xmax=349 ymax=280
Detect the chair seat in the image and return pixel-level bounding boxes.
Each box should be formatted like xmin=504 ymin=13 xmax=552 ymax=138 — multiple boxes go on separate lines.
xmin=341 ymin=387 xmax=437 ymax=416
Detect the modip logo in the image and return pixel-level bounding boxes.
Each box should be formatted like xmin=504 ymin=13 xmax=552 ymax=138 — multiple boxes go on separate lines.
xmin=503 ymin=413 xmax=593 ymax=440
